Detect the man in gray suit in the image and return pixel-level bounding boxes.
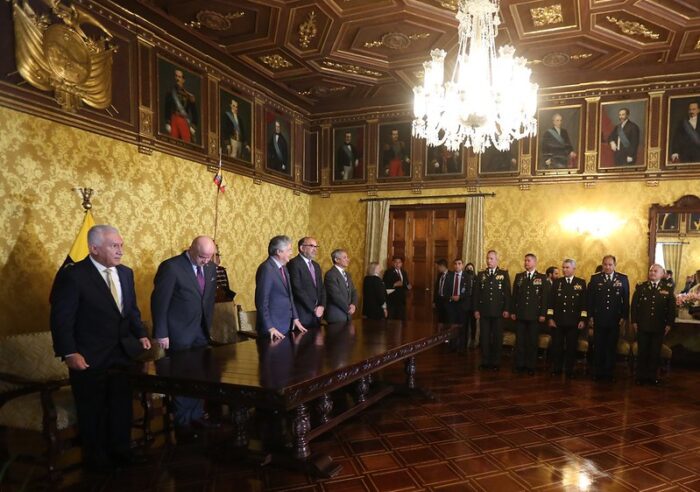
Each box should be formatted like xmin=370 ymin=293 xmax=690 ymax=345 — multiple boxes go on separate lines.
xmin=152 ymin=236 xmax=217 ymax=431
xmin=324 ymin=249 xmax=358 ymax=323
xmin=255 ymin=235 xmax=307 ymax=341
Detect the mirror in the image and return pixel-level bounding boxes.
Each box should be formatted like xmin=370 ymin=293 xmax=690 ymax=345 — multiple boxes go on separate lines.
xmin=648 ymin=194 xmax=700 ymax=297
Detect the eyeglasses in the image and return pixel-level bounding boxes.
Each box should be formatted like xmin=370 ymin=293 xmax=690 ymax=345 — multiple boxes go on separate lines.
xmin=302 ymin=244 xmax=319 ymax=249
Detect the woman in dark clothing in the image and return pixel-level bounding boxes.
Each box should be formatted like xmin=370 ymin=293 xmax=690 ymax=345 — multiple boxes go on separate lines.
xmin=362 ymin=262 xmax=387 ymax=320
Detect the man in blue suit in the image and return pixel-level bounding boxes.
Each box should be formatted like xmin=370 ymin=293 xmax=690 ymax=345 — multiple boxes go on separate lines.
xmin=255 ymin=235 xmax=307 ymax=341
xmin=152 ymin=236 xmax=217 ymax=430
xmin=50 ymin=225 xmax=151 ymax=472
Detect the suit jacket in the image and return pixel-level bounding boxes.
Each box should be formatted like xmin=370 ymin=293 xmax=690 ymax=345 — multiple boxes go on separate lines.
xmin=434 ymin=271 xmax=450 ymax=304
xmin=268 ymin=133 xmax=289 ymax=172
xmin=50 ymin=257 xmax=147 ymax=370
xmin=362 ymin=275 xmax=387 ymax=320
xmin=512 ymin=271 xmax=549 ymax=321
xmin=608 ymin=120 xmax=640 ymax=165
xmin=631 ymin=282 xmax=676 ymax=333
xmin=383 ymin=268 xmax=410 ymax=307
xmin=547 ymin=277 xmax=587 ymax=326
xmin=324 ymin=266 xmax=358 ymax=323
xmin=587 ymin=271 xmax=629 ymax=326
xmin=473 ymin=268 xmax=511 ymax=317
xmin=255 ymin=257 xmax=298 ymax=335
xmin=287 ymin=254 xmax=326 ymax=327
xmin=445 ymin=270 xmax=474 ymax=312
xmin=151 ymin=253 xmax=217 ymax=349
xmin=541 ymin=127 xmax=574 ymax=169
xmin=671 ymin=118 xmax=700 ymax=163
xmin=336 ymin=143 xmax=360 ymax=177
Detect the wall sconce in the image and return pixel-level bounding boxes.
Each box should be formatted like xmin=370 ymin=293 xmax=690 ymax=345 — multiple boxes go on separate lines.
xmin=560 ymin=211 xmax=625 ymax=237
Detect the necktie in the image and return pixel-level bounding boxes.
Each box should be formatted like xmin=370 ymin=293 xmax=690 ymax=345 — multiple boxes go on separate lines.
xmin=652 ymin=282 xmax=657 ymax=290
xmin=439 ymin=273 xmax=446 ymax=296
xmin=196 ymin=266 xmax=205 ymax=294
xmin=396 ymin=269 xmax=403 ymax=282
xmin=105 ymin=268 xmax=122 ymax=312
xmin=527 ymin=273 xmax=532 ymax=281
xmin=342 ymin=270 xmax=349 ymax=288
xmin=308 ymin=261 xmax=316 ymax=287
xmin=606 ymin=274 xmax=612 ymax=283
xmin=280 ymin=267 xmax=287 ymax=288
xmin=453 ymin=273 xmax=460 ymax=296
xmin=489 ymin=269 xmax=494 ymax=276
xmin=567 ymin=277 xmax=571 ymax=285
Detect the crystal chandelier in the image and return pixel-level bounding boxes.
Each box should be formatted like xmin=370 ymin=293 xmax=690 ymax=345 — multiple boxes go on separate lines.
xmin=412 ymin=0 xmax=538 ymax=153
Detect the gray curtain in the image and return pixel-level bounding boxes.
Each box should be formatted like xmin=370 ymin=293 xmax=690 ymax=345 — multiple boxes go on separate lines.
xmin=364 ymin=200 xmax=391 ymax=271
xmin=662 ymin=243 xmax=683 ymax=293
xmin=462 ymin=196 xmax=485 ymax=271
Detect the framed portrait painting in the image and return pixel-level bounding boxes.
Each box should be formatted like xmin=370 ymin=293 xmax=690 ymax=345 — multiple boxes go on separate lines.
xmin=265 ymin=110 xmax=293 ymax=177
xmin=332 ymin=126 xmax=365 ymax=183
xmin=219 ymin=88 xmax=253 ymax=165
xmin=535 ymin=106 xmax=582 ymax=173
xmin=599 ymin=99 xmax=647 ymax=170
xmin=479 ymin=142 xmax=519 ymax=175
xmin=666 ymin=95 xmax=700 ymax=166
xmin=157 ymin=57 xmax=202 ymax=146
xmin=425 ymin=144 xmax=464 ymax=177
xmin=377 ymin=122 xmax=412 ymax=180
xmin=687 ymin=213 xmax=700 ymax=234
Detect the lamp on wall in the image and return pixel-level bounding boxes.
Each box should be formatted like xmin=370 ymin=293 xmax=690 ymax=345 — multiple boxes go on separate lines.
xmin=412 ymin=0 xmax=538 ymax=154
xmin=561 ymin=211 xmax=625 ymax=237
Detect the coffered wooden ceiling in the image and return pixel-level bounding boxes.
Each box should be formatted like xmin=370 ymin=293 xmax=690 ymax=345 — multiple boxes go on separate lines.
xmin=132 ymin=0 xmax=700 ymax=113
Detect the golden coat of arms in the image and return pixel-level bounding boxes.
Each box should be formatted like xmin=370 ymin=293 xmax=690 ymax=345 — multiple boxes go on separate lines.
xmin=12 ymin=0 xmax=116 ymax=112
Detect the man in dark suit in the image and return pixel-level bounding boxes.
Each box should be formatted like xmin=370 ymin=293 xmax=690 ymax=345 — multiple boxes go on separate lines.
xmin=383 ymin=256 xmax=411 ymax=320
xmin=268 ymin=120 xmax=289 ymax=173
xmin=607 ymin=108 xmax=640 ymax=166
xmin=511 ymin=253 xmax=549 ymax=375
xmin=50 ymin=225 xmax=150 ymax=472
xmin=324 ymin=249 xmax=358 ymax=323
xmin=631 ymin=264 xmax=676 ymax=385
xmin=541 ymin=113 xmax=577 ymax=169
xmin=670 ymin=101 xmax=700 ymax=164
xmin=446 ymin=259 xmax=474 ymax=353
xmin=152 ymin=236 xmax=218 ymax=430
xmin=335 ymin=131 xmax=360 ymax=180
xmin=255 ymin=235 xmax=307 ymax=340
xmin=587 ymin=254 xmax=629 ymax=382
xmin=547 ymin=259 xmax=587 ymax=378
xmin=433 ymin=259 xmax=450 ymax=327
xmin=287 ymin=237 xmax=326 ymax=328
xmin=473 ymin=250 xmax=511 ymax=370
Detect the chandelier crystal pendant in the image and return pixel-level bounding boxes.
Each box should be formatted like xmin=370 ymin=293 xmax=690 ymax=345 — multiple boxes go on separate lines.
xmin=412 ymin=0 xmax=538 ymax=154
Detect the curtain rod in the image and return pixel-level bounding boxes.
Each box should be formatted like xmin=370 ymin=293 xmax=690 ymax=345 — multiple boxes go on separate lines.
xmin=359 ymin=192 xmax=495 ymax=203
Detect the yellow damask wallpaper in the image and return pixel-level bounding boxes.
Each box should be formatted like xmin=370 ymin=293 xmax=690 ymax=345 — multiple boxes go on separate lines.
xmin=0 ymin=106 xmax=309 ymax=335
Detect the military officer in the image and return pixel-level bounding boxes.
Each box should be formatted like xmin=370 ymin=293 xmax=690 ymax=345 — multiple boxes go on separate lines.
xmin=631 ymin=264 xmax=676 ymax=386
xmin=547 ymin=259 xmax=587 ymax=378
xmin=587 ymin=255 xmax=629 ymax=382
xmin=473 ymin=250 xmax=511 ymax=371
xmin=511 ymin=253 xmax=549 ymax=375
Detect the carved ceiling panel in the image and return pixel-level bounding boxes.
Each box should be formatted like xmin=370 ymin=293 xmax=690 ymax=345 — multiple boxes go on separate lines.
xmin=133 ymin=0 xmax=700 ymax=113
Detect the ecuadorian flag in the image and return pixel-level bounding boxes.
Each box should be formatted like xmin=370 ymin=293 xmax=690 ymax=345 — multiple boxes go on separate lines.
xmin=49 ymin=210 xmax=95 ymax=302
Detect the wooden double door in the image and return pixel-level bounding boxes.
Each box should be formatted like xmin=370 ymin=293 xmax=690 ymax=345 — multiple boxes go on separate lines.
xmin=386 ymin=204 xmax=465 ymax=321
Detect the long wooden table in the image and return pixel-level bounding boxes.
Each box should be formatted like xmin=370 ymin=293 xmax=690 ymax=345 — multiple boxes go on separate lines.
xmin=127 ymin=319 xmax=454 ymax=477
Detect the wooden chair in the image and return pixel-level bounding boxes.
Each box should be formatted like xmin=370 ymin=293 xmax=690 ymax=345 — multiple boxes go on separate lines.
xmin=236 ymin=306 xmax=258 ymax=339
xmin=575 ymin=337 xmax=590 ymax=374
xmin=502 ymin=331 xmax=516 ymax=357
xmin=538 ymin=333 xmax=552 ymax=367
xmin=210 ymin=301 xmax=239 ymax=344
xmin=0 ymin=332 xmax=74 ymax=479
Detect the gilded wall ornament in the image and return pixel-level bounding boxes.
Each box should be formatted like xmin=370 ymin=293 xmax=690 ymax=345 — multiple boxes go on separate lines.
xmin=437 ymin=0 xmax=458 ymax=11
xmin=584 ymin=152 xmax=597 ymax=173
xmin=297 ymin=11 xmax=317 ymax=49
xmin=695 ymin=38 xmax=700 ymax=51
xmin=186 ymin=10 xmax=244 ymax=30
xmin=259 ymin=54 xmax=293 ymax=69
xmin=606 ymin=16 xmax=660 ymax=40
xmin=321 ymin=61 xmax=382 ymax=77
xmin=364 ymin=32 xmax=430 ymax=50
xmin=528 ymin=52 xmax=592 ymax=67
xmin=297 ymin=86 xmax=348 ymax=97
xmin=12 ymin=0 xmax=117 ymax=112
xmin=530 ymin=5 xmax=564 ymax=27
xmin=647 ymin=149 xmax=660 ymax=170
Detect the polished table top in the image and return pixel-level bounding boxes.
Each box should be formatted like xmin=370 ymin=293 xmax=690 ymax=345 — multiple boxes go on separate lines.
xmin=129 ymin=319 xmax=450 ymax=409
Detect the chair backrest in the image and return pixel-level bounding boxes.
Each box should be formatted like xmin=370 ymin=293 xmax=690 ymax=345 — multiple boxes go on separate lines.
xmin=210 ymin=301 xmax=239 ymax=344
xmin=236 ymin=306 xmax=257 ymax=335
xmin=0 ymin=332 xmax=68 ymax=388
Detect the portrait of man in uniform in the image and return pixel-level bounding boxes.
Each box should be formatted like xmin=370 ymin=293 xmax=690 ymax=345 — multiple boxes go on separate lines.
xmin=426 ymin=144 xmax=463 ymax=176
xmin=158 ymin=58 xmax=201 ymax=145
xmin=220 ymin=89 xmax=253 ymax=164
xmin=333 ymin=126 xmax=364 ymax=182
xmin=378 ymin=122 xmax=412 ymax=179
xmin=668 ymin=96 xmax=700 ymax=165
xmin=600 ymin=100 xmax=646 ymax=169
xmin=479 ymin=142 xmax=519 ymax=175
xmin=536 ymin=107 xmax=581 ymax=171
xmin=265 ymin=110 xmax=292 ymax=176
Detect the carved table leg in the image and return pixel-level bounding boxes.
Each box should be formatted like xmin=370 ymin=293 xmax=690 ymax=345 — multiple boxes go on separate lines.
xmin=292 ymin=403 xmax=311 ymax=460
xmin=405 ymin=356 xmax=416 ymax=389
xmin=232 ymin=406 xmax=249 ymax=448
xmin=355 ymin=376 xmax=369 ymax=403
xmin=316 ymin=393 xmax=333 ymax=424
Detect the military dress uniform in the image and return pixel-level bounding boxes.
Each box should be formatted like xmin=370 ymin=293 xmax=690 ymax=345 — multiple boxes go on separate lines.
xmin=587 ymin=271 xmax=629 ymax=380
xmin=473 ymin=268 xmax=511 ymax=369
xmin=512 ymin=271 xmax=549 ymax=373
xmin=631 ymin=281 xmax=676 ymax=384
xmin=547 ymin=276 xmax=587 ymax=376
xmin=446 ymin=270 xmax=474 ymax=352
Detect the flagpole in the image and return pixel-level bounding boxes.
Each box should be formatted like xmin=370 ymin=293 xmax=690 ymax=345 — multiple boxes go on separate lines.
xmin=214 ymin=149 xmax=221 ymax=241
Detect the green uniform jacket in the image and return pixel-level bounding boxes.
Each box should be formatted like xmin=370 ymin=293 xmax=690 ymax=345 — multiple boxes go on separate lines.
xmin=631 ymin=281 xmax=676 ymax=333
xmin=473 ymin=268 xmax=511 ymax=317
xmin=512 ymin=271 xmax=550 ymax=321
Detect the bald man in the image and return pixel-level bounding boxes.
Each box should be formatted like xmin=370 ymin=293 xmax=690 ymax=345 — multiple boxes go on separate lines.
xmin=152 ymin=236 xmax=218 ymax=430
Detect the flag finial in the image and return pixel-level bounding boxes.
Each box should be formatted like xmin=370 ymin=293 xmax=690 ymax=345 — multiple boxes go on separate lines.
xmin=72 ymin=187 xmax=95 ymax=211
